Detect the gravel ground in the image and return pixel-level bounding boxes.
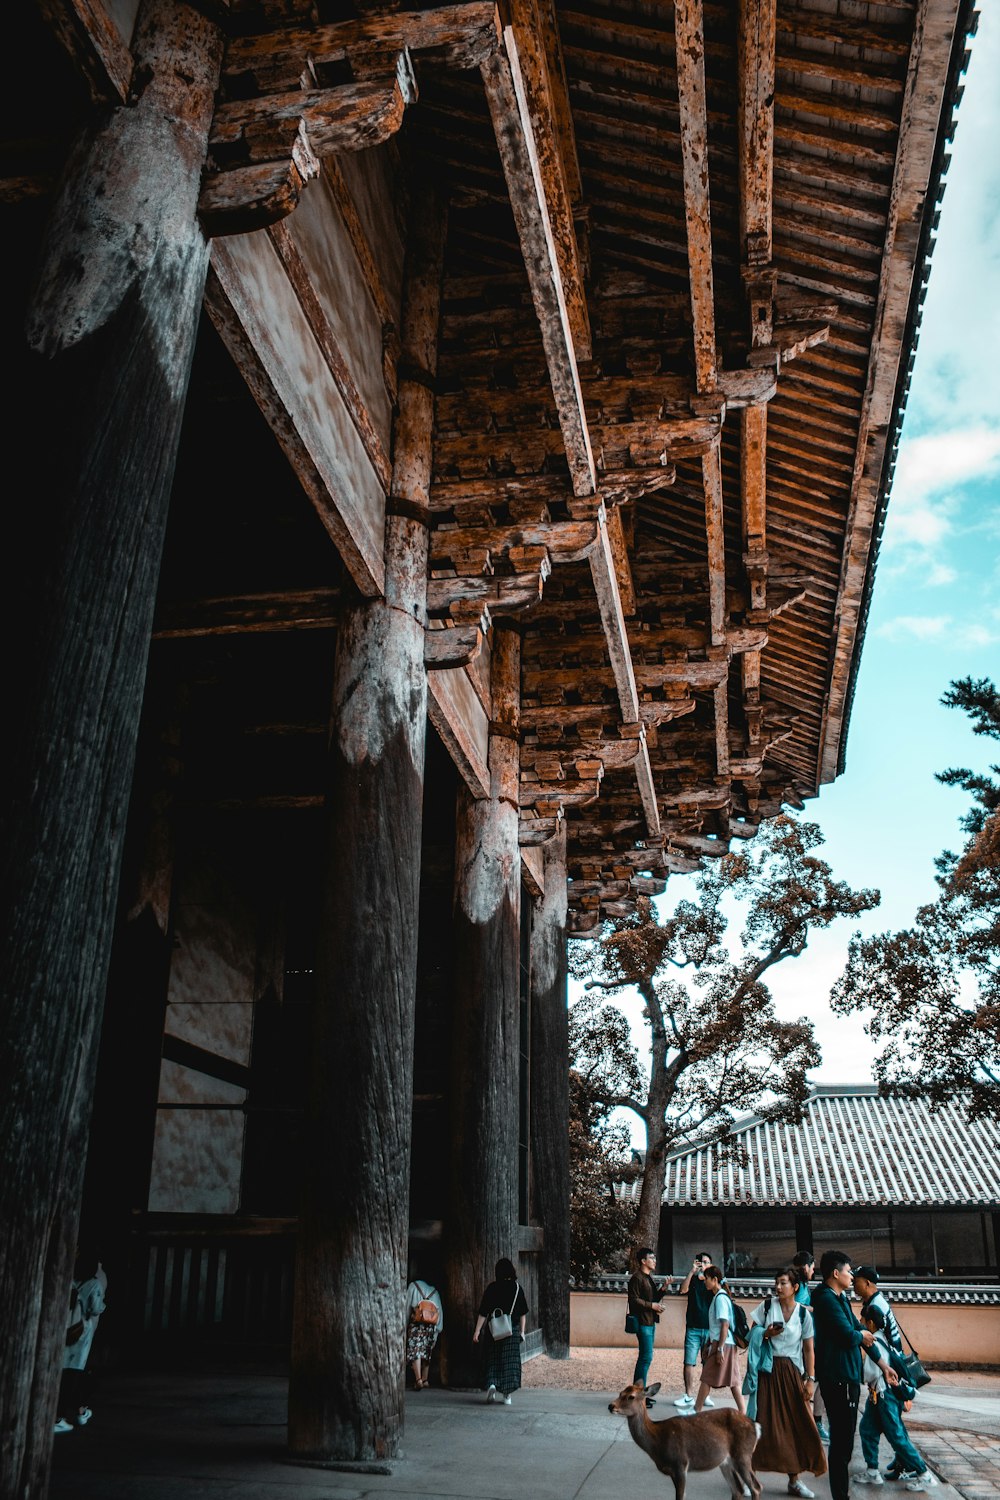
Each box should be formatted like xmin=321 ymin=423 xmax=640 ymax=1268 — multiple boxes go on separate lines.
xmin=522 ymin=1349 xmax=1000 ymax=1401
xmin=522 ymin=1346 xmax=690 ymax=1397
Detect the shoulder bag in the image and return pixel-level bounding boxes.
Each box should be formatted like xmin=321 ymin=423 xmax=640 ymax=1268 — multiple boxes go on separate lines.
xmin=894 ymin=1315 xmax=931 ymax=1389
xmin=488 ymin=1282 xmax=519 ymax=1341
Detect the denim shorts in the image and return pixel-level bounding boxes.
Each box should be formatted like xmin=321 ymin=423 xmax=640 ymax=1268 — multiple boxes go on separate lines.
xmin=683 ymin=1327 xmax=712 ymax=1365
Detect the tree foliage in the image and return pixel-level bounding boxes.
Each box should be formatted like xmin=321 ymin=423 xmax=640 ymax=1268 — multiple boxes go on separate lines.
xmin=568 ymin=1019 xmax=639 ymax=1280
xmin=832 ymin=677 xmax=1000 ymax=1118
xmin=570 ymin=816 xmax=878 ymax=1250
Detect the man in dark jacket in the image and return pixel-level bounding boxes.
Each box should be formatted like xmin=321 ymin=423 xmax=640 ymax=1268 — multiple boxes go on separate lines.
xmin=812 ymin=1251 xmax=897 ymax=1500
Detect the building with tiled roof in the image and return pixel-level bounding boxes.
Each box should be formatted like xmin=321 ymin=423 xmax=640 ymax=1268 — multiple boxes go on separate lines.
xmin=618 ymin=1086 xmax=1000 ymax=1280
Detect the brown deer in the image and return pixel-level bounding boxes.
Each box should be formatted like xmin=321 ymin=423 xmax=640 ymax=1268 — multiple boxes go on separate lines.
xmin=608 ymin=1382 xmax=762 ymax=1500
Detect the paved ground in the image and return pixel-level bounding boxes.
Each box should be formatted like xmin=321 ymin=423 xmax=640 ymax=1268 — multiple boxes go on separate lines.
xmin=47 ymin=1353 xmax=1000 ymax=1500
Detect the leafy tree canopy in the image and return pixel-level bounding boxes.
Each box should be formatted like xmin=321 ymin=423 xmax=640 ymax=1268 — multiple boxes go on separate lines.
xmin=570 ymin=815 xmax=879 ymax=1250
xmin=832 ymin=677 xmax=1000 ymax=1118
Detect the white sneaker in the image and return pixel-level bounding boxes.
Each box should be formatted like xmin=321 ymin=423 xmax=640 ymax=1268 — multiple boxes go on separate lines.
xmin=854 ymin=1470 xmax=885 ymax=1486
xmin=905 ymin=1477 xmax=937 ymax=1492
xmin=702 ymin=1396 xmax=715 ymax=1408
xmin=788 ymin=1483 xmax=815 ymax=1498
xmin=54 ymin=1420 xmax=73 ymax=1434
xmin=486 ymin=1385 xmax=497 ymax=1403
xmin=673 ymin=1394 xmax=695 ymax=1406
xmin=503 ymin=1394 xmax=512 ymax=1406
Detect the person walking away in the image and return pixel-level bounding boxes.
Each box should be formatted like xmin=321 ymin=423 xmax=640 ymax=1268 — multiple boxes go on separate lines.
xmin=812 ymin=1251 xmax=897 ymax=1500
xmin=55 ymin=1247 xmax=107 ymax=1433
xmin=793 ymin=1250 xmax=830 ymax=1444
xmin=473 ymin=1257 xmax=528 ymax=1405
xmin=674 ymin=1251 xmax=718 ymax=1408
xmin=627 ymin=1246 xmax=665 ymax=1399
xmin=405 ymin=1274 xmax=443 ymax=1389
xmin=854 ymin=1307 xmax=937 ymax=1492
xmin=695 ymin=1265 xmax=746 ymax=1415
xmin=750 ymin=1267 xmax=827 ymax=1498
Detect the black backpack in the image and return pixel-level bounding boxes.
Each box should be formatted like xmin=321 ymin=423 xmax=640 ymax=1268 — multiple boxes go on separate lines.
xmin=731 ymin=1299 xmax=751 ymax=1351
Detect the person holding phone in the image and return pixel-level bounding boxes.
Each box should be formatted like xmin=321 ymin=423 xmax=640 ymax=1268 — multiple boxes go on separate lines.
xmin=673 ymin=1251 xmax=719 ymax=1408
xmin=750 ymin=1267 xmax=827 ymax=1498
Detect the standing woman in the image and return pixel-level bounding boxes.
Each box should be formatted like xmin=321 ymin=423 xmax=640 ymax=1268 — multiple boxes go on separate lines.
xmin=695 ymin=1265 xmax=746 ymax=1414
xmin=627 ymin=1246 xmax=665 ymax=1396
xmin=473 ymin=1257 xmax=528 ymax=1405
xmin=751 ymin=1267 xmax=827 ymax=1499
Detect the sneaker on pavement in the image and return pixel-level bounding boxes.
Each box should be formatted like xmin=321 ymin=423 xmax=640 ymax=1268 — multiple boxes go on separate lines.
xmin=816 ymin=1422 xmax=830 ymax=1444
xmin=54 ymin=1420 xmax=73 ymax=1434
xmin=703 ymin=1397 xmax=716 ymax=1408
xmin=673 ymin=1394 xmax=695 ymax=1406
xmin=887 ymin=1471 xmax=920 ymax=1484
xmin=486 ymin=1385 xmax=497 ymax=1403
xmin=788 ymin=1482 xmax=815 ymax=1498
xmin=905 ymin=1476 xmax=937 ymax=1492
xmin=502 ymin=1394 xmax=512 ymax=1406
xmin=854 ymin=1469 xmax=885 ymax=1486
xmin=77 ymin=1408 xmax=92 ymax=1426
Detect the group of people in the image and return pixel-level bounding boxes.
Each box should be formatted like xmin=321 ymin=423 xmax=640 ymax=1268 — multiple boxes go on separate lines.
xmin=626 ymin=1246 xmax=936 ymax=1500
xmin=405 ymin=1257 xmax=528 ymax=1405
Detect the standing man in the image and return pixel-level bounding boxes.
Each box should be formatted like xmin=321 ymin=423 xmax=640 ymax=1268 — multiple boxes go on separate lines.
xmin=673 ymin=1251 xmax=717 ymax=1408
xmin=854 ymin=1266 xmax=902 ymax=1354
xmin=794 ymin=1250 xmax=830 ymax=1443
xmin=812 ymin=1251 xmax=898 ymax=1500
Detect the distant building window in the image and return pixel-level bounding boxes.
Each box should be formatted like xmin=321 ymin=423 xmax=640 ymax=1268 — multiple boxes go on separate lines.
xmin=724 ymin=1212 xmax=798 ymax=1275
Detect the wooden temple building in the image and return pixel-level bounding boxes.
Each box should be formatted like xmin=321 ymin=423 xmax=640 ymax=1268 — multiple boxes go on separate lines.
xmin=0 ymin=0 xmax=975 ymax=1489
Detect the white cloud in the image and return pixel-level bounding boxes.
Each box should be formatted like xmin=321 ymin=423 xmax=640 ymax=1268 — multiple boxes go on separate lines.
xmin=876 ymin=614 xmax=950 ymax=641
xmin=875 ymin=613 xmax=996 ymax=649
xmin=886 ymin=427 xmax=1000 ymax=553
xmin=927 ymin=562 xmax=957 ymax=587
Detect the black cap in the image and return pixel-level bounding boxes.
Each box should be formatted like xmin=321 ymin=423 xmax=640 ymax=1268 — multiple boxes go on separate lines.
xmin=854 ymin=1265 xmax=878 ymax=1283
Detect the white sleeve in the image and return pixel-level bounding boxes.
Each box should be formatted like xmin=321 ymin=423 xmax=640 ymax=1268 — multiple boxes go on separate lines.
xmin=751 ymin=1301 xmax=767 ymax=1327
xmin=802 ymin=1308 xmax=815 ymax=1340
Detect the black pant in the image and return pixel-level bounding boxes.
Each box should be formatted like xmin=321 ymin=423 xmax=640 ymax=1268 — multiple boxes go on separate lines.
xmin=819 ymin=1378 xmax=860 ymax=1500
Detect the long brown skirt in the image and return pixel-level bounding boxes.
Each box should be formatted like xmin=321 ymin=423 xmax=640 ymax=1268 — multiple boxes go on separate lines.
xmin=755 ymin=1356 xmax=828 ymax=1477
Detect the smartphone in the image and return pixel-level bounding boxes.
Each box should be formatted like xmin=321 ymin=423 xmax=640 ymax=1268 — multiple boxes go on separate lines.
xmin=769 ymin=1321 xmax=783 ymax=1334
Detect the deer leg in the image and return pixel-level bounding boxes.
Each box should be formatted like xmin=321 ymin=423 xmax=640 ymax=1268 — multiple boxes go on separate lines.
xmin=671 ymin=1462 xmax=688 ymax=1500
xmin=731 ymin=1458 xmax=761 ymax=1500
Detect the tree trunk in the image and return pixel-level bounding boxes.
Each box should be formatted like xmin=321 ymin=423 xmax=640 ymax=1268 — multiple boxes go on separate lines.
xmin=442 ymin=627 xmax=522 ymax=1387
xmin=0 ymin=7 xmax=221 ymax=1494
xmin=529 ymin=824 xmax=570 ymax=1356
xmin=287 ymin=187 xmax=446 ymax=1464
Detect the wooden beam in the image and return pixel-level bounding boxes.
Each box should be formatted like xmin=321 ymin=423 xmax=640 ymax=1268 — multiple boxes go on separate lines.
xmin=481 ymin=24 xmax=595 ymax=495
xmin=506 ymin=0 xmax=591 ymax=359
xmin=673 ymin=0 xmax=717 ymax=394
xmin=38 ymin=0 xmax=135 ymax=106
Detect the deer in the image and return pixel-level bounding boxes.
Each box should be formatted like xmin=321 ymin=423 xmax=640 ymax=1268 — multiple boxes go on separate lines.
xmin=608 ymin=1382 xmax=762 ymax=1500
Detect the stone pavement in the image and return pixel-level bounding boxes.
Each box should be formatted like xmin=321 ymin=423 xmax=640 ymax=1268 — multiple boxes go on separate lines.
xmin=47 ymin=1367 xmax=998 ymax=1500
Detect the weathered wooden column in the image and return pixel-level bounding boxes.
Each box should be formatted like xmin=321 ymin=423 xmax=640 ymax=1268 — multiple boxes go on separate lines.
xmin=0 ymin=7 xmax=221 ymax=1496
xmin=443 ymin=626 xmax=522 ymax=1387
xmin=529 ymin=823 xmax=571 ymax=1355
xmin=287 ymin=187 xmax=446 ymax=1465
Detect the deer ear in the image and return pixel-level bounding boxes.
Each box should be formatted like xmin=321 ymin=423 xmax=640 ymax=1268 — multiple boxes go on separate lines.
xmin=645 ymin=1382 xmax=661 ymax=1398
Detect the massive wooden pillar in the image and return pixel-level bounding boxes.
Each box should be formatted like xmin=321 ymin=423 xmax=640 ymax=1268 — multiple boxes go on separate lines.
xmin=529 ymin=824 xmax=571 ymax=1355
xmin=443 ymin=627 xmax=522 ymax=1387
xmin=0 ymin=7 xmax=221 ymax=1496
xmin=287 ymin=188 xmax=446 ymax=1465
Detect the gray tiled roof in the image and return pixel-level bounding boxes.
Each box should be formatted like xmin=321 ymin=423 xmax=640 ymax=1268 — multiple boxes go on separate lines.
xmin=618 ymin=1086 xmax=1000 ymax=1209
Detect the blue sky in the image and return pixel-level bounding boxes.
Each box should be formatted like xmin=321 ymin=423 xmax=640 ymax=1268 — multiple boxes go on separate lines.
xmin=574 ymin=7 xmax=1000 ymax=1125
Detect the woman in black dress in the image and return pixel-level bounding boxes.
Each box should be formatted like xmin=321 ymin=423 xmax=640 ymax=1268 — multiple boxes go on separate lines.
xmin=472 ymin=1257 xmax=528 ymax=1405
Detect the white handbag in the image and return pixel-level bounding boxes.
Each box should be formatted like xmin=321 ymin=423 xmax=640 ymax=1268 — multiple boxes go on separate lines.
xmin=488 ymin=1282 xmax=519 ymax=1341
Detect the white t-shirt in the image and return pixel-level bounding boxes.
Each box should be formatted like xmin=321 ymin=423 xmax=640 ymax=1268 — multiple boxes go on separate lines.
xmin=709 ymin=1290 xmax=736 ymax=1345
xmin=752 ymin=1297 xmax=814 ymax=1373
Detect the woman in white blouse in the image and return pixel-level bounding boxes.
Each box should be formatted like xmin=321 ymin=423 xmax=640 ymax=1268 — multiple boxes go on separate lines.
xmin=751 ymin=1267 xmax=828 ymax=1499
